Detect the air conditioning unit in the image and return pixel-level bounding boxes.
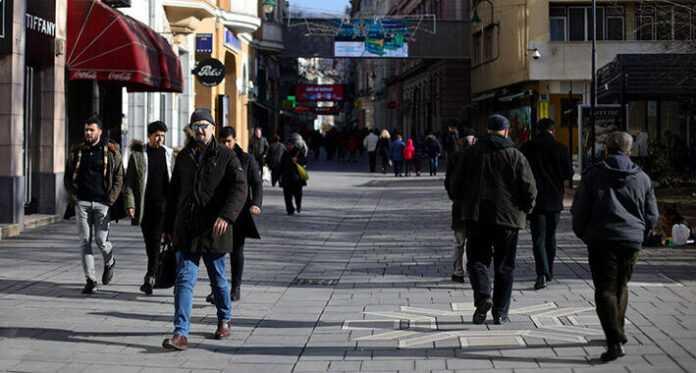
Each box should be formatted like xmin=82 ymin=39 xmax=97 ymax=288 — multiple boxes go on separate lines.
xmin=102 ymin=0 xmax=131 ymax=8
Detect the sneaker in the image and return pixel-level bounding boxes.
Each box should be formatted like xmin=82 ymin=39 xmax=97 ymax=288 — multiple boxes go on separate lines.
xmin=102 ymin=257 xmax=116 ymax=285
xmin=231 ymin=286 xmax=241 ymax=302
xmin=214 ymin=320 xmax=232 ymax=340
xmin=493 ymin=315 xmax=511 ymax=325
xmin=82 ymin=279 xmax=98 ymax=294
xmin=451 ymin=274 xmax=465 ymax=283
xmin=162 ymin=335 xmax=188 ymax=351
xmin=472 ymin=298 xmax=492 ymax=324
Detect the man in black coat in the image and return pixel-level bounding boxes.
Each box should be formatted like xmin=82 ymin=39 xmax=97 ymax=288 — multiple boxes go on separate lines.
xmin=520 ymin=118 xmax=574 ymax=290
xmin=449 ymin=114 xmax=537 ymax=325
xmin=280 ymin=142 xmax=306 ymax=215
xmin=572 ymin=131 xmax=658 ymax=362
xmin=162 ymin=109 xmax=247 ymax=350
xmin=206 ymin=126 xmax=262 ymax=303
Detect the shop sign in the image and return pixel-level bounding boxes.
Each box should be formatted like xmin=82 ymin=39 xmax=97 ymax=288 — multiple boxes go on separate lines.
xmin=196 ymin=33 xmax=213 ymax=53
xmin=0 ymin=0 xmax=12 ymax=55
xmin=224 ymin=28 xmax=240 ymax=52
xmin=26 ymin=13 xmax=56 ymax=37
xmin=26 ymin=0 xmax=56 ymax=66
xmin=578 ymin=104 xmax=622 ymax=169
xmin=296 ymin=84 xmax=345 ymax=102
xmin=192 ymin=58 xmax=225 ymax=87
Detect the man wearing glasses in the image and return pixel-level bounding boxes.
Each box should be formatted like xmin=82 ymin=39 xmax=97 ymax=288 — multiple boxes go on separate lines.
xmin=162 ymin=109 xmax=248 ymax=350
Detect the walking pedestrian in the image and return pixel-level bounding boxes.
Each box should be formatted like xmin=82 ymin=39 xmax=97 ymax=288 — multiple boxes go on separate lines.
xmin=280 ymin=142 xmax=306 ymax=215
xmin=162 ymin=109 xmax=247 ymax=350
xmin=364 ymin=129 xmax=379 ymax=173
xmin=403 ymin=138 xmax=416 ymax=176
xmin=520 ymin=118 xmax=574 ymax=290
xmin=204 ymin=126 xmax=262 ymax=303
xmin=64 ymin=115 xmax=124 ymax=294
xmin=249 ymin=127 xmax=269 ymax=170
xmin=571 ymin=131 xmax=658 ymax=362
xmin=425 ymin=132 xmax=442 ymax=176
xmin=267 ymin=135 xmax=286 ymax=187
xmin=449 ymin=114 xmax=537 ymax=325
xmin=390 ymin=133 xmax=406 ymax=177
xmin=124 ymin=121 xmax=175 ymax=295
xmin=377 ymin=129 xmax=391 ymax=174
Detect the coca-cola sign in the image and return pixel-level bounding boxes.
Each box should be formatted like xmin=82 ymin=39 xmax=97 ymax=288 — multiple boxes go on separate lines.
xmin=192 ymin=58 xmax=225 ymax=87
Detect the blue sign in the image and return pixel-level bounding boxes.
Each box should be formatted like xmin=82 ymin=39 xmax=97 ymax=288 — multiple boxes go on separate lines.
xmin=196 ymin=33 xmax=213 ymax=53
xmin=224 ymin=28 xmax=241 ymax=52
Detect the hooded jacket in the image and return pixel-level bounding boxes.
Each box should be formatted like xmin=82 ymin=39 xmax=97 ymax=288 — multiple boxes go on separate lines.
xmin=571 ymin=153 xmax=659 ymax=246
xmin=448 ymin=134 xmax=537 ymax=229
xmin=124 ymin=140 xmax=175 ymax=225
xmin=403 ymin=139 xmax=416 ymax=160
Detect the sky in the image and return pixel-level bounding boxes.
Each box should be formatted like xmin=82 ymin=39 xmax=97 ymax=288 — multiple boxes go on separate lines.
xmin=289 ymin=0 xmax=350 ymax=16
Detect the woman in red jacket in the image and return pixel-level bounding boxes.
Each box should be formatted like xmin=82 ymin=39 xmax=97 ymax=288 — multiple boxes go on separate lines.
xmin=403 ymin=138 xmax=416 ymax=176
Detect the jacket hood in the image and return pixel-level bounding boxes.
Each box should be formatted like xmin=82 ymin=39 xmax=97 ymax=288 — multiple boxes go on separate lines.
xmin=406 ymin=139 xmax=414 ymax=147
xmin=479 ymin=134 xmax=514 ymax=150
xmin=130 ymin=140 xmax=145 ymax=152
xmin=599 ymin=153 xmax=642 ymax=186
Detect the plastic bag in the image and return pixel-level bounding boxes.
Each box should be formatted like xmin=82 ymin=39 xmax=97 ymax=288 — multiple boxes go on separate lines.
xmin=262 ymin=166 xmax=271 ymax=185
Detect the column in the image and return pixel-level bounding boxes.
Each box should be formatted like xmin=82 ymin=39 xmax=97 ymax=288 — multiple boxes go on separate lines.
xmin=0 ymin=0 xmax=26 ymax=224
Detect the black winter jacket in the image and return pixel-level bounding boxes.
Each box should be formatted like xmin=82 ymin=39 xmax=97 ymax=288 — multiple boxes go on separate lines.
xmin=233 ymin=144 xmax=262 ymax=240
xmin=571 ymin=153 xmax=659 ymax=246
xmin=164 ymin=140 xmax=247 ymax=254
xmin=448 ymin=134 xmax=537 ymax=229
xmin=520 ymin=132 xmax=573 ymax=213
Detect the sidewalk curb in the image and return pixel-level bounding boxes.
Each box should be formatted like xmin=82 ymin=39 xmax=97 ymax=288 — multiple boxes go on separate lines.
xmin=0 ymin=215 xmax=62 ymax=241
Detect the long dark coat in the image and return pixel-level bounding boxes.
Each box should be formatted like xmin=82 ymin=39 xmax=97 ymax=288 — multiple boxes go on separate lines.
xmin=233 ymin=144 xmax=262 ymax=240
xmin=520 ymin=132 xmax=573 ymax=213
xmin=164 ymin=140 xmax=247 ymax=254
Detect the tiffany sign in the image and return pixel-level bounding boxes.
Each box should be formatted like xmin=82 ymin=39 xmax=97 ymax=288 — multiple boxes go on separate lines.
xmin=0 ymin=0 xmax=12 ymax=55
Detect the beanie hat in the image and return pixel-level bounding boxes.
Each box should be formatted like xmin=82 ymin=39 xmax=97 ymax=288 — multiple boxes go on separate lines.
xmin=190 ymin=108 xmax=214 ymax=126
xmin=487 ymin=114 xmax=510 ymax=131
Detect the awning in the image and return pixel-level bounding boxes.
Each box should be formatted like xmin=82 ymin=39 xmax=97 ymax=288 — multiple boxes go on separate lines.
xmin=67 ymin=0 xmax=183 ymax=92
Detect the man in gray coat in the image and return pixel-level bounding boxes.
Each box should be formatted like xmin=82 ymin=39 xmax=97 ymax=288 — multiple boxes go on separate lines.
xmin=449 ymin=114 xmax=537 ymax=325
xmin=572 ymin=131 xmax=658 ymax=362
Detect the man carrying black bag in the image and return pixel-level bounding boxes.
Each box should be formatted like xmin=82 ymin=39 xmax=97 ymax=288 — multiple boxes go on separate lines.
xmin=124 ymin=121 xmax=175 ymax=295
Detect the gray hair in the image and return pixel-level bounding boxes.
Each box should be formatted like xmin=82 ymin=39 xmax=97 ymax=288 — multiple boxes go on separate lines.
xmin=606 ymin=131 xmax=633 ymax=154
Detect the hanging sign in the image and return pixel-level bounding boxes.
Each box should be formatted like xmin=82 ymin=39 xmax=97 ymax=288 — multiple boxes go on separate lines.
xmin=195 ymin=33 xmax=213 ymax=53
xmin=192 ymin=58 xmax=225 ymax=87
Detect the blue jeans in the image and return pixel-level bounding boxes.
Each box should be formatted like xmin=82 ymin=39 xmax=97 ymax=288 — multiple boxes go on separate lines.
xmin=429 ymin=157 xmax=439 ymax=175
xmin=174 ymin=252 xmax=231 ymax=337
xmin=75 ymin=200 xmax=113 ymax=282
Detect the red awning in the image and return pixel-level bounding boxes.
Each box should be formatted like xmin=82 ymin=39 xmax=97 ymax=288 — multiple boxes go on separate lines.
xmin=67 ymin=0 xmax=183 ymax=93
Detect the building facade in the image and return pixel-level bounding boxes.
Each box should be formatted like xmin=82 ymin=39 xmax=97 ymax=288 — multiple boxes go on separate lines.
xmin=470 ymin=0 xmax=695 ymax=156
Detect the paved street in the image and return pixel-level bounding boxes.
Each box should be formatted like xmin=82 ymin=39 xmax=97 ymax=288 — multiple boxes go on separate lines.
xmin=1 ymin=161 xmax=696 ymax=373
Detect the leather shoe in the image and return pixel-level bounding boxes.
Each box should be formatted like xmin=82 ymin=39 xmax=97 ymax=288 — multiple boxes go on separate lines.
xmin=451 ymin=274 xmax=465 ymax=283
xmin=214 ymin=320 xmax=232 ymax=339
xmin=600 ymin=343 xmax=625 ymax=362
xmin=472 ymin=298 xmax=492 ymax=324
xmin=534 ymin=276 xmax=546 ymax=290
xmin=206 ymin=292 xmax=216 ymax=305
xmin=162 ymin=335 xmax=188 ymax=351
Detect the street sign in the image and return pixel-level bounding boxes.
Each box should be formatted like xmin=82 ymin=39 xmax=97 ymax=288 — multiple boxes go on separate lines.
xmin=192 ymin=58 xmax=225 ymax=87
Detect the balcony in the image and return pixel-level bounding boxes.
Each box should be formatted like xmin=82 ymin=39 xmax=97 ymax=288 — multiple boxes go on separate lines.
xmin=162 ymin=0 xmax=217 ymax=20
xmin=219 ymin=0 xmax=261 ymax=34
xmin=528 ymin=40 xmax=690 ymax=81
xmin=254 ymin=21 xmax=284 ymax=52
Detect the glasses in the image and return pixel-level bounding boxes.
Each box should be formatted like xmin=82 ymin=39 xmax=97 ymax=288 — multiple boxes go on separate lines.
xmin=191 ymin=122 xmax=211 ymax=131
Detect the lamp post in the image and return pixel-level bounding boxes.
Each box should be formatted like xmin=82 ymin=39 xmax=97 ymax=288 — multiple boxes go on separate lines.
xmin=471 ymin=0 xmax=495 ymax=26
xmin=590 ymin=0 xmax=597 ymax=162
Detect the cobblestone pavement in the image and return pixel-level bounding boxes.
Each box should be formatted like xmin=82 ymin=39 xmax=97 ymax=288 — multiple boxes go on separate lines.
xmin=1 ymin=161 xmax=696 ymax=373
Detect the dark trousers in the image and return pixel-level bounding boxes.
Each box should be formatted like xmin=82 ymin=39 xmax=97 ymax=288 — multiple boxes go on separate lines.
xmin=271 ymin=166 xmax=281 ymax=187
xmin=466 ymin=223 xmax=519 ymax=317
xmin=380 ymin=153 xmax=390 ymax=173
xmin=404 ymin=160 xmax=414 ymax=176
xmin=283 ymin=185 xmax=303 ymax=214
xmin=368 ymin=151 xmax=377 ymax=172
xmin=529 ymin=212 xmax=561 ymax=279
xmin=588 ymin=244 xmax=640 ymax=345
xmin=393 ymin=160 xmax=403 ymax=176
xmin=230 ymin=235 xmax=245 ymax=289
xmin=140 ymin=203 xmax=165 ymax=281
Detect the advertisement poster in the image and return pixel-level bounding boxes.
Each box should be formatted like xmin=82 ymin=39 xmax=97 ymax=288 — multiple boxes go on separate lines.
xmin=334 ymin=19 xmax=411 ymax=58
xmin=578 ymin=104 xmax=622 ymax=170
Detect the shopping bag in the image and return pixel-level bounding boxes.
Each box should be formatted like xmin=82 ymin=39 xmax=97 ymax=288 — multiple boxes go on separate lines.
xmin=262 ymin=166 xmax=272 ymax=185
xmin=296 ymin=163 xmax=309 ymax=182
xmin=154 ymin=242 xmax=177 ymax=289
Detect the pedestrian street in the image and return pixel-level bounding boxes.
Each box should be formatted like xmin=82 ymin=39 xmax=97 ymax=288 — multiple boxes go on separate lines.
xmin=1 ymin=162 xmax=696 ymax=373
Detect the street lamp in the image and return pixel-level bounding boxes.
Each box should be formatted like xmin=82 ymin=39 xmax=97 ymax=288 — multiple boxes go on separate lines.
xmin=590 ymin=0 xmax=597 ymax=162
xmin=471 ymin=0 xmax=494 ymax=25
xmin=263 ymin=0 xmax=276 ymax=14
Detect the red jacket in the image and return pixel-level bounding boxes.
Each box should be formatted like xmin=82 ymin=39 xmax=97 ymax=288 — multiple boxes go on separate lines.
xmin=403 ymin=139 xmax=415 ymax=160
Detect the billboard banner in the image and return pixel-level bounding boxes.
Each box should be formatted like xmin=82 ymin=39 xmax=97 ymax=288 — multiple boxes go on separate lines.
xmin=296 ymin=84 xmax=345 ymax=102
xmin=334 ymin=19 xmax=410 ymax=58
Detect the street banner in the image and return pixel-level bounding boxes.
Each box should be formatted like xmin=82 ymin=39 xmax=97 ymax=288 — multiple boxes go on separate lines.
xmin=296 ymin=84 xmax=345 ymax=102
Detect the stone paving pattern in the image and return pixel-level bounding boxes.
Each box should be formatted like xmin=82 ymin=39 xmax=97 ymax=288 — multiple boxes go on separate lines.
xmin=1 ymin=161 xmax=696 ymax=372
